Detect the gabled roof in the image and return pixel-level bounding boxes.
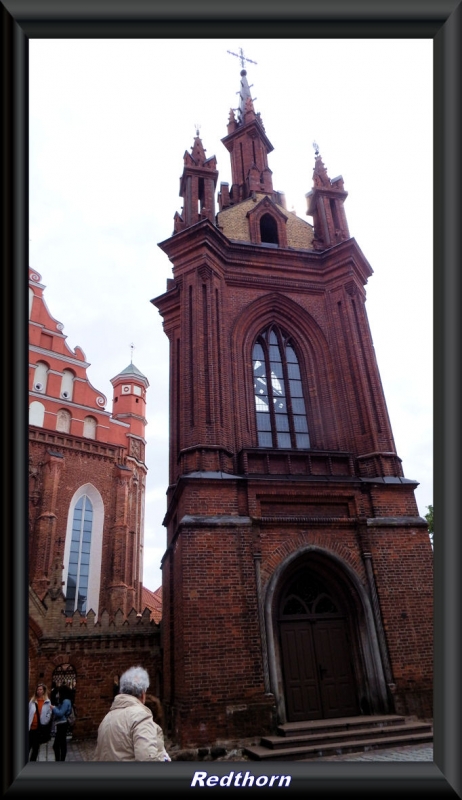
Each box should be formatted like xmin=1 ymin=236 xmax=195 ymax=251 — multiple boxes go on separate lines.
xmin=141 ymin=585 xmax=162 ymax=623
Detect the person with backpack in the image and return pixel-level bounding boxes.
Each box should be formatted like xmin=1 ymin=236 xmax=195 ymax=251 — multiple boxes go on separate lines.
xmin=50 ymin=684 xmax=72 ymax=761
xmin=28 ymin=682 xmax=52 ymax=761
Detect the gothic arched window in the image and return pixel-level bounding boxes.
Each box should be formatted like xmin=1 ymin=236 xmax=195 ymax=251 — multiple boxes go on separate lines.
xmin=65 ymin=495 xmax=93 ymax=616
xmin=252 ymin=325 xmax=310 ymax=449
xmin=64 ymin=483 xmax=104 ymax=618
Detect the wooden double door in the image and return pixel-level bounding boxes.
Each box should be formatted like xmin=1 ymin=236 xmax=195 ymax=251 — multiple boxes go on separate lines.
xmin=279 ymin=571 xmax=359 ymax=722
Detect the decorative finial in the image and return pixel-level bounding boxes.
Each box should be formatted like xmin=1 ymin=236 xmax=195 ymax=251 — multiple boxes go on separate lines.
xmin=130 ymin=342 xmax=135 ymax=364
xmin=194 ymin=122 xmax=201 ymax=137
xmin=227 ymin=47 xmax=257 ymax=71
xmin=313 ymin=141 xmax=320 ymax=156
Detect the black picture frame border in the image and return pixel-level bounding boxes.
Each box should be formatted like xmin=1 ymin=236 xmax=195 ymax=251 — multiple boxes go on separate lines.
xmin=2 ymin=0 xmax=460 ymax=796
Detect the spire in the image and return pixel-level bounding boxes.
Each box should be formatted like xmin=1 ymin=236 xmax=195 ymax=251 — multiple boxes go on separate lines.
xmin=226 ymin=47 xmax=261 ymax=130
xmin=189 ymin=124 xmax=208 ymax=166
xmin=173 ymin=127 xmax=218 ymax=233
xmin=312 ymin=144 xmax=331 ymax=189
xmin=237 ymin=68 xmax=254 ymax=125
xmin=220 ymin=51 xmax=274 ymax=206
xmin=305 ymin=144 xmax=350 ymax=250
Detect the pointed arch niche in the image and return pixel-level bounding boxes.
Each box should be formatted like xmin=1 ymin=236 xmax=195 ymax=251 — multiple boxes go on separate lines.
xmin=264 ymin=546 xmax=390 ymax=725
xmin=63 ymin=483 xmax=104 ymax=619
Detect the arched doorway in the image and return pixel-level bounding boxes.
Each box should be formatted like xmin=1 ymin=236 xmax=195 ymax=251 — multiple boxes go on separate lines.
xmin=265 ymin=546 xmax=390 ymax=725
xmin=52 ymin=663 xmax=77 ymax=705
xmin=278 ymin=569 xmax=359 ymax=721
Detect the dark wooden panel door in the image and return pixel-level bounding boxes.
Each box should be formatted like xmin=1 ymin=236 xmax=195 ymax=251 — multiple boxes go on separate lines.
xmin=280 ymin=620 xmax=322 ymax=721
xmin=313 ymin=619 xmax=359 ymax=718
xmin=280 ymin=618 xmax=358 ymax=721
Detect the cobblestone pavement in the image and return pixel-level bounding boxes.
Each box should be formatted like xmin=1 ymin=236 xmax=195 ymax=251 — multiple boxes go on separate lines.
xmin=37 ymin=738 xmax=433 ymax=763
xmin=37 ymin=736 xmax=97 ymax=762
xmin=308 ymin=743 xmax=433 ymax=762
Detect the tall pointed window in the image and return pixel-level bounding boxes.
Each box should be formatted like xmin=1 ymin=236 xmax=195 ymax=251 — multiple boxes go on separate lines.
xmin=65 ymin=495 xmax=93 ymax=616
xmin=253 ymin=325 xmax=310 ymax=449
xmin=64 ymin=483 xmax=103 ymax=618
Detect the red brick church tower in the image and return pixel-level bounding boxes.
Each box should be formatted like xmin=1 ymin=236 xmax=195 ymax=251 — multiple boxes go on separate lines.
xmin=153 ymin=60 xmax=433 ymax=748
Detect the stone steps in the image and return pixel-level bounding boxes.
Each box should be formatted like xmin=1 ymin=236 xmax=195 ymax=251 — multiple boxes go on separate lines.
xmin=275 ymin=713 xmax=406 ymax=738
xmin=243 ymin=715 xmax=433 ymax=761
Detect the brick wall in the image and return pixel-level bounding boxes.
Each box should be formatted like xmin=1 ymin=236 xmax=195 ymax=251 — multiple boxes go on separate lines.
xmin=29 ymin=590 xmax=162 ymax=737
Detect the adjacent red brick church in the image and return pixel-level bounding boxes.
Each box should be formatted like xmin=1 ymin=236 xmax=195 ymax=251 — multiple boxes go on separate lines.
xmin=28 ymin=268 xmax=163 ymax=733
xmin=152 ymin=62 xmax=433 ymax=747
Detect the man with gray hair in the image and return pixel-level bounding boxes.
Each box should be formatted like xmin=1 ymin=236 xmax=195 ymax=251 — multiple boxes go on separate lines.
xmin=93 ymin=666 xmax=168 ymax=761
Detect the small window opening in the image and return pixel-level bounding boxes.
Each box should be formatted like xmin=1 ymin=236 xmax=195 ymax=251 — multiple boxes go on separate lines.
xmin=198 ymin=177 xmax=205 ymax=214
xmin=330 ymin=198 xmax=341 ymax=232
xmin=260 ymin=213 xmax=279 ymax=244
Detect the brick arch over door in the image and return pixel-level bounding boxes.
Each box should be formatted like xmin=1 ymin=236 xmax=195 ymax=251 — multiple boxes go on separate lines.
xmin=264 ymin=545 xmax=390 ymax=725
xmin=231 ymin=293 xmax=345 ymax=452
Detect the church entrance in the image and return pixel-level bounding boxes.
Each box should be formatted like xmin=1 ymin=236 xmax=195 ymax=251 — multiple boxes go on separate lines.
xmin=278 ymin=569 xmax=359 ymax=722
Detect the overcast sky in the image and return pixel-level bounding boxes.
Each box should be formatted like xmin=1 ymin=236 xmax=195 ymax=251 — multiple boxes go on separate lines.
xmin=29 ymin=38 xmax=433 ymax=591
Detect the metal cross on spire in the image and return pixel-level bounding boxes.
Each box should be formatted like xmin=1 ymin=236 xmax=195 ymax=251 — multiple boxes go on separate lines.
xmin=130 ymin=342 xmax=135 ymax=364
xmin=227 ymin=47 xmax=257 ymax=70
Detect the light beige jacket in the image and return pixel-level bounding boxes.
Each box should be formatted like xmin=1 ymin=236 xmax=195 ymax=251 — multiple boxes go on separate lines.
xmin=93 ymin=694 xmax=168 ymax=761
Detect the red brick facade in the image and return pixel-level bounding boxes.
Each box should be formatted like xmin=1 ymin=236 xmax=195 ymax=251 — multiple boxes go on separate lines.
xmin=27 ymin=64 xmax=433 ymax=749
xmin=28 ymin=268 xmax=159 ymax=735
xmin=153 ymin=67 xmax=433 ymax=747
